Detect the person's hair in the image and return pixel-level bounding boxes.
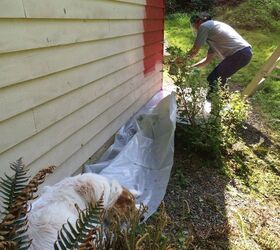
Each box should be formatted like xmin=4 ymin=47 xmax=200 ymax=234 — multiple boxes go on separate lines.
xmin=190 ymin=12 xmax=212 ymax=24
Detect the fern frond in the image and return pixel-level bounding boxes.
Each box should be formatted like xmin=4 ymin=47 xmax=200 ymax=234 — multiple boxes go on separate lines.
xmin=0 ymin=161 xmax=55 ymax=250
xmin=78 ymin=228 xmax=99 ymax=250
xmin=54 ymin=198 xmax=104 ymax=250
xmin=0 ymin=240 xmax=17 ymax=249
xmin=0 ymin=158 xmax=29 ymax=214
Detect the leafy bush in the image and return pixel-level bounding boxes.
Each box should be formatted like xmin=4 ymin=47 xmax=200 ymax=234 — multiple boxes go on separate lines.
xmin=217 ymin=0 xmax=280 ymax=31
xmin=165 ymin=0 xmax=216 ymax=14
xmin=165 ymin=0 xmax=246 ymax=14
xmin=166 ymin=46 xmax=249 ymax=163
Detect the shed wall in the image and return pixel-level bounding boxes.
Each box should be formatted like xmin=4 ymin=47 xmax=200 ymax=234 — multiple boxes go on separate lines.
xmin=0 ymin=0 xmax=164 ymax=183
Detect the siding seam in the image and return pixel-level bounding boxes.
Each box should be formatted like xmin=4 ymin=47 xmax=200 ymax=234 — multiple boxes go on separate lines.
xmin=31 ymin=109 xmax=38 ymax=133
xmin=21 ymin=0 xmax=27 ymax=18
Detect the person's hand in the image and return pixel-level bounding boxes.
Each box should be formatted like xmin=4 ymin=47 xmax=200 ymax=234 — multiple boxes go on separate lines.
xmin=175 ymin=56 xmax=184 ymax=64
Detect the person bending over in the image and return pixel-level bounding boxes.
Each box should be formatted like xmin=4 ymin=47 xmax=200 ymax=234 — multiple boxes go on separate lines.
xmin=187 ymin=12 xmax=252 ymax=98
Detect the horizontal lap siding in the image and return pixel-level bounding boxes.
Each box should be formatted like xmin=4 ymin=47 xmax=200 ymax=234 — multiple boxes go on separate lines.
xmin=0 ymin=0 xmax=164 ymax=180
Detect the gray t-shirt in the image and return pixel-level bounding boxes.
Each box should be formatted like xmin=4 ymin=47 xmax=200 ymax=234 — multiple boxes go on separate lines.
xmin=195 ymin=20 xmax=251 ymax=59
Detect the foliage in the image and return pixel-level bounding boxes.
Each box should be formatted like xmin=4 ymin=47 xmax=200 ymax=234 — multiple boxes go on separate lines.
xmin=254 ymin=78 xmax=280 ymax=133
xmin=166 ymin=46 xmax=208 ymax=127
xmin=165 ymin=0 xmax=247 ymax=14
xmin=54 ymin=199 xmax=104 ymax=250
xmin=103 ymin=203 xmax=172 ymax=250
xmin=165 ymin=0 xmax=216 ymax=14
xmin=55 ymin=201 xmax=172 ymax=250
xmin=0 ymin=160 xmax=172 ymax=250
xmin=166 ymin=46 xmax=248 ymax=163
xmin=216 ymin=0 xmax=280 ymax=32
xmin=164 ymin=11 xmax=280 ymax=135
xmin=164 ymin=6 xmax=280 ymax=249
xmin=0 ymin=159 xmax=55 ymax=250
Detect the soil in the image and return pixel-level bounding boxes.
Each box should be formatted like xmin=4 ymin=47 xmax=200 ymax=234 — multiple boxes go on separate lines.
xmin=163 ymin=102 xmax=280 ymax=249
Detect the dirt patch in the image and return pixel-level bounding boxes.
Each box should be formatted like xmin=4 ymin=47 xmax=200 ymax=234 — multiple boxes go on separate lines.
xmin=163 ymin=107 xmax=280 ymax=249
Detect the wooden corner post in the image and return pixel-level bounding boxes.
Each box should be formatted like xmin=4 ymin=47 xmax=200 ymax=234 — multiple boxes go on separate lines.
xmin=243 ymin=44 xmax=280 ymax=98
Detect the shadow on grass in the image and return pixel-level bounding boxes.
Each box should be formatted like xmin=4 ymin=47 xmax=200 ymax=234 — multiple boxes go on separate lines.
xmin=237 ymin=122 xmax=273 ymax=148
xmin=237 ymin=122 xmax=280 ymax=177
xmin=164 ymin=126 xmax=231 ymax=250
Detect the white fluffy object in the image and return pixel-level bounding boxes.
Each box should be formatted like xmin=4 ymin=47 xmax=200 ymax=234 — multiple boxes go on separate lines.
xmin=28 ymin=173 xmax=131 ymax=250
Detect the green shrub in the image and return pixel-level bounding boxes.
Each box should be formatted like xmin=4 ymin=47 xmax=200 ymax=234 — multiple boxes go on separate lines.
xmin=166 ymin=46 xmax=249 ymax=163
xmin=165 ymin=0 xmax=215 ymax=14
xmin=217 ymin=0 xmax=280 ymax=31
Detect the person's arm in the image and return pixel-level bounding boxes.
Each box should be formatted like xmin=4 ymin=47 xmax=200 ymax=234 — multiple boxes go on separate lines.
xmin=192 ymin=51 xmax=215 ymax=68
xmin=187 ymin=45 xmax=200 ymax=59
xmin=176 ymin=45 xmax=200 ymax=63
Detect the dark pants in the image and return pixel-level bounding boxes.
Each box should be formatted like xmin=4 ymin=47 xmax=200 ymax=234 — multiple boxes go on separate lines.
xmin=207 ymin=47 xmax=252 ymax=92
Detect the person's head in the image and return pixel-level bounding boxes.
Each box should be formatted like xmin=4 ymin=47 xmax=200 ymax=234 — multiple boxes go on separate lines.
xmin=190 ymin=12 xmax=212 ymax=31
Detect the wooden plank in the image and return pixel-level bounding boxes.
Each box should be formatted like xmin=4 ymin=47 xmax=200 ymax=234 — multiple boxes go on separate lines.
xmin=0 ymin=19 xmax=163 ymax=54
xmin=116 ymin=0 xmax=164 ymax=8
xmin=0 ymin=31 xmax=163 ymax=89
xmin=33 ymin=62 xmax=144 ymax=131
xmin=115 ymin=0 xmax=146 ymax=6
xmin=0 ymin=51 xmax=162 ymax=154
xmin=0 ymin=111 xmax=37 ymax=154
xmin=0 ymin=72 xmax=161 ymax=176
xmin=29 ymin=80 xmax=162 ymax=182
xmin=0 ymin=43 xmax=162 ymax=122
xmin=0 ymin=0 xmax=25 ymax=18
xmin=0 ymin=33 xmax=143 ymax=88
xmin=22 ymin=0 xmax=158 ymax=20
xmin=243 ymin=45 xmax=280 ymax=97
xmin=0 ymin=60 xmax=143 ymax=154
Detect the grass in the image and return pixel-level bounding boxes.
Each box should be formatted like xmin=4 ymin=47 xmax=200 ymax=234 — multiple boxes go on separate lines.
xmin=165 ymin=11 xmax=280 ymax=134
xmin=163 ymin=6 xmax=280 ymax=250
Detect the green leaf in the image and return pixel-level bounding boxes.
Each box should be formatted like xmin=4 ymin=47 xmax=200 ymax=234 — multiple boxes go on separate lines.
xmin=60 ymin=230 xmax=73 ymax=248
xmin=67 ymin=220 xmax=79 ymax=238
xmin=54 ymin=199 xmax=104 ymax=249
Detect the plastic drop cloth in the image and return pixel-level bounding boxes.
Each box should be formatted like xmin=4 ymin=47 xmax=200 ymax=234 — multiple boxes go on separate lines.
xmin=84 ymin=90 xmax=176 ymax=219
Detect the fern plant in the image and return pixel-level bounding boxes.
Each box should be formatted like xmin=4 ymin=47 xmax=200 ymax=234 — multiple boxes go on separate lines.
xmin=0 ymin=159 xmax=173 ymax=250
xmin=0 ymin=158 xmax=55 ymax=250
xmin=54 ymin=198 xmax=105 ymax=250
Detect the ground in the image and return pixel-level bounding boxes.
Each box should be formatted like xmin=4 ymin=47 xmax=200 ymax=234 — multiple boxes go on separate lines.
xmin=162 ymin=8 xmax=280 ymax=249
xmin=162 ymin=102 xmax=280 ymax=249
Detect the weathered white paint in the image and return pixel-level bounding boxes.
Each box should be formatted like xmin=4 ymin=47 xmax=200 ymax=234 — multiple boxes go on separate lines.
xmin=0 ymin=72 xmax=162 ymax=176
xmin=32 ymin=80 xmax=162 ymax=184
xmin=0 ymin=0 xmax=25 ymax=18
xmin=0 ymin=33 xmax=149 ymax=88
xmin=0 ymin=60 xmax=161 ymax=154
xmin=21 ymin=0 xmax=150 ymax=19
xmin=0 ymin=19 xmax=162 ymax=53
xmin=0 ymin=0 xmax=164 ymax=181
xmin=0 ymin=61 xmax=142 ymax=153
xmin=0 ymin=43 xmax=161 ymax=122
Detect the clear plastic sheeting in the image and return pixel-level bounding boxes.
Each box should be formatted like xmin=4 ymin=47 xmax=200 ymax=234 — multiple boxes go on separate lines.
xmin=84 ymin=90 xmax=176 ymax=219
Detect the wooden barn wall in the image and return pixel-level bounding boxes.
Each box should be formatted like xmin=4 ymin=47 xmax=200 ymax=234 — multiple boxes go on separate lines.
xmin=0 ymin=0 xmax=164 ymax=184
